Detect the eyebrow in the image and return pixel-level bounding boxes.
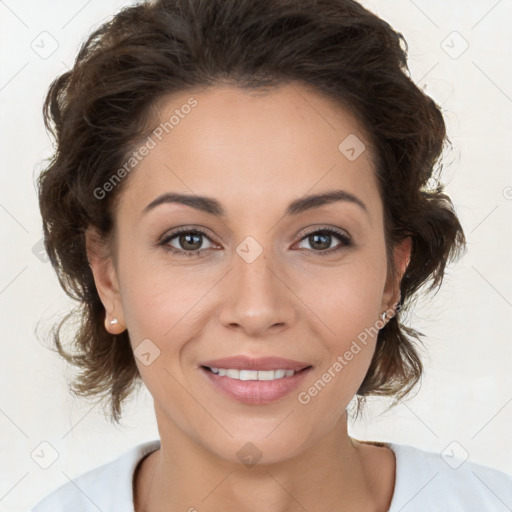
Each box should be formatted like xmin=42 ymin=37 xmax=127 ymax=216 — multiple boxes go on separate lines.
xmin=141 ymin=189 xmax=369 ymax=218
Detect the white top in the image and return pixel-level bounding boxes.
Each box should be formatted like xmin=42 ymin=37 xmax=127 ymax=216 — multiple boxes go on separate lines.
xmin=30 ymin=439 xmax=512 ymax=511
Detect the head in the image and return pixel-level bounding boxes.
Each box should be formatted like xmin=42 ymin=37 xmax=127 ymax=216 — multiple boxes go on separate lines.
xmin=38 ymin=0 xmax=465 ymax=460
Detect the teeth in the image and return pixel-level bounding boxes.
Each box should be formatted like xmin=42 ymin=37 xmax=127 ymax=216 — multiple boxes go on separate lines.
xmin=208 ymin=367 xmax=297 ymax=380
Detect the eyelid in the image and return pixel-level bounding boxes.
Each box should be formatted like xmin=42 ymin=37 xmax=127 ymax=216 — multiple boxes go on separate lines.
xmin=299 ymin=225 xmax=350 ymax=240
xmin=159 ymin=226 xmax=217 ymax=249
xmin=159 ymin=225 xmax=353 ymax=256
xmin=294 ymin=226 xmax=352 ymax=251
xmin=159 ymin=225 xmax=214 ymax=241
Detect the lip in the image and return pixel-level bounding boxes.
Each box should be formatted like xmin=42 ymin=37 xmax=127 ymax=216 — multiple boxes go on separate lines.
xmin=200 ymin=365 xmax=313 ymax=405
xmin=199 ymin=355 xmax=312 ymax=372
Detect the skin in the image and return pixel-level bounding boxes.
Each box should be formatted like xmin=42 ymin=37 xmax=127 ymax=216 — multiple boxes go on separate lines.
xmin=86 ymin=82 xmax=412 ymax=512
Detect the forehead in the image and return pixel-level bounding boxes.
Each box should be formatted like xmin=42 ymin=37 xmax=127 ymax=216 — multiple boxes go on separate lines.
xmin=115 ymin=82 xmax=381 ymax=221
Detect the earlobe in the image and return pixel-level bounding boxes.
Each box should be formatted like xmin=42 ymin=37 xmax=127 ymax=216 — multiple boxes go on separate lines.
xmin=104 ymin=313 xmax=126 ymax=334
xmin=85 ymin=226 xmax=126 ymax=333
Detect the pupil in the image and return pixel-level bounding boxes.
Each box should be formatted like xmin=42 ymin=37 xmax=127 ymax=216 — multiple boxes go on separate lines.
xmin=311 ymin=233 xmax=330 ymax=250
xmin=181 ymin=233 xmax=201 ymax=250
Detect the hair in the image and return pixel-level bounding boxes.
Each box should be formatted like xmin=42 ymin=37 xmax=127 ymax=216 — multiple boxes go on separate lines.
xmin=37 ymin=0 xmax=466 ymax=424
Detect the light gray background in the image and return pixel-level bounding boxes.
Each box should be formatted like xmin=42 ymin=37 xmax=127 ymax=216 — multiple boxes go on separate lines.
xmin=0 ymin=1 xmax=511 ymax=511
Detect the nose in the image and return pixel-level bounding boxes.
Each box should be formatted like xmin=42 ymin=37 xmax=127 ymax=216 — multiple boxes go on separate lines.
xmin=218 ymin=244 xmax=297 ymax=336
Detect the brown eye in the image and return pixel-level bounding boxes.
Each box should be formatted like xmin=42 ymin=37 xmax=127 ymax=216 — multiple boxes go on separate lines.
xmin=297 ymin=228 xmax=352 ymax=254
xmin=160 ymin=228 xmax=215 ymax=257
xmin=176 ymin=232 xmax=203 ymax=251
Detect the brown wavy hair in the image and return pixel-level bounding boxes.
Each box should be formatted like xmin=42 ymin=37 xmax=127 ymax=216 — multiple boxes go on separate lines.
xmin=37 ymin=0 xmax=466 ymax=423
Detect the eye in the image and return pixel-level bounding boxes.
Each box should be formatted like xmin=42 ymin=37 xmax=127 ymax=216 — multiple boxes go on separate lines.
xmin=295 ymin=227 xmax=352 ymax=254
xmin=159 ymin=226 xmax=353 ymax=257
xmin=159 ymin=227 xmax=216 ymax=257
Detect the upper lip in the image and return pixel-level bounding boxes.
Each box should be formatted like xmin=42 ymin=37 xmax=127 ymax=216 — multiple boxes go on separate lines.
xmin=199 ymin=356 xmax=312 ymax=372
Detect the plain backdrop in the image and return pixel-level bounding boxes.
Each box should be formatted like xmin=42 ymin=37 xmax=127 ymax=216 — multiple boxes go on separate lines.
xmin=0 ymin=1 xmax=511 ymax=511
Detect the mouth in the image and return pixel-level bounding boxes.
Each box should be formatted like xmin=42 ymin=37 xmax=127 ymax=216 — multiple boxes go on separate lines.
xmin=199 ymin=364 xmax=313 ymax=405
xmin=201 ymin=365 xmax=312 ymax=381
xmin=199 ymin=355 xmax=312 ymax=372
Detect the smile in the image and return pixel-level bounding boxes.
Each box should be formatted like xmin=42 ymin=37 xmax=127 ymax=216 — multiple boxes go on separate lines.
xmin=205 ymin=367 xmax=298 ymax=380
xmin=200 ymin=365 xmax=313 ymax=404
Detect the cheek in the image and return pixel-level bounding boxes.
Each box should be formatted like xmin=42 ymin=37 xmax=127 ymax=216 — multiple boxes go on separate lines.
xmin=301 ymin=252 xmax=387 ymax=333
xmin=117 ymin=258 xmax=216 ymax=389
xmin=299 ymin=281 xmax=384 ymax=412
xmin=301 ymin=250 xmax=386 ymax=381
xmin=117 ymin=244 xmax=205 ymax=330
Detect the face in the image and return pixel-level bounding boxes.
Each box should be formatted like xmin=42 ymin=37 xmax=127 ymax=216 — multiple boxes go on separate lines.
xmin=87 ymin=83 xmax=410 ymax=464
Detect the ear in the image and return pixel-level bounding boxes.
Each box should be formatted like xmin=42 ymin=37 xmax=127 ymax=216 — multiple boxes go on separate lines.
xmin=85 ymin=226 xmax=126 ymax=334
xmin=380 ymin=236 xmax=412 ymax=316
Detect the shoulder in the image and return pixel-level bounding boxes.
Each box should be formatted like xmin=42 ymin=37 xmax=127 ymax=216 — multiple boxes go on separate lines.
xmin=387 ymin=442 xmax=512 ymax=512
xmin=30 ymin=439 xmax=161 ymax=512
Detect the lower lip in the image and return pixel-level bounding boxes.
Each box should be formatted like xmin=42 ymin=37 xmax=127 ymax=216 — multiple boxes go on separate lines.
xmin=200 ymin=366 xmax=313 ymax=405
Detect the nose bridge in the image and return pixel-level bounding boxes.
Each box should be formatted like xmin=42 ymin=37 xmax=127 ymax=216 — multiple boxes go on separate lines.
xmin=236 ymin=237 xmax=275 ymax=290
xmin=219 ymin=235 xmax=294 ymax=333
xmin=234 ymin=236 xmax=282 ymax=307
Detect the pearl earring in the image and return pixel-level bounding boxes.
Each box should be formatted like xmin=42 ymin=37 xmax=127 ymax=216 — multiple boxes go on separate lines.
xmin=109 ymin=317 xmax=119 ymax=325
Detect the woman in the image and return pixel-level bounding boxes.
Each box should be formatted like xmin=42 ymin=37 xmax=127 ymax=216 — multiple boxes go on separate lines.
xmin=31 ymin=0 xmax=512 ymax=511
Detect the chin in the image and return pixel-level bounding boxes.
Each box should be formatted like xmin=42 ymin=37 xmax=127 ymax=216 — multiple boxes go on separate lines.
xmin=198 ymin=427 xmax=314 ymax=467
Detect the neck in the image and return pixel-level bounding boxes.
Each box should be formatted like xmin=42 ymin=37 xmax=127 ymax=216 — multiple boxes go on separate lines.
xmin=134 ymin=410 xmax=394 ymax=512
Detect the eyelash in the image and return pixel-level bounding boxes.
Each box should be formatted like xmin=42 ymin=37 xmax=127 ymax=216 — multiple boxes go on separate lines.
xmin=158 ymin=226 xmax=353 ymax=258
